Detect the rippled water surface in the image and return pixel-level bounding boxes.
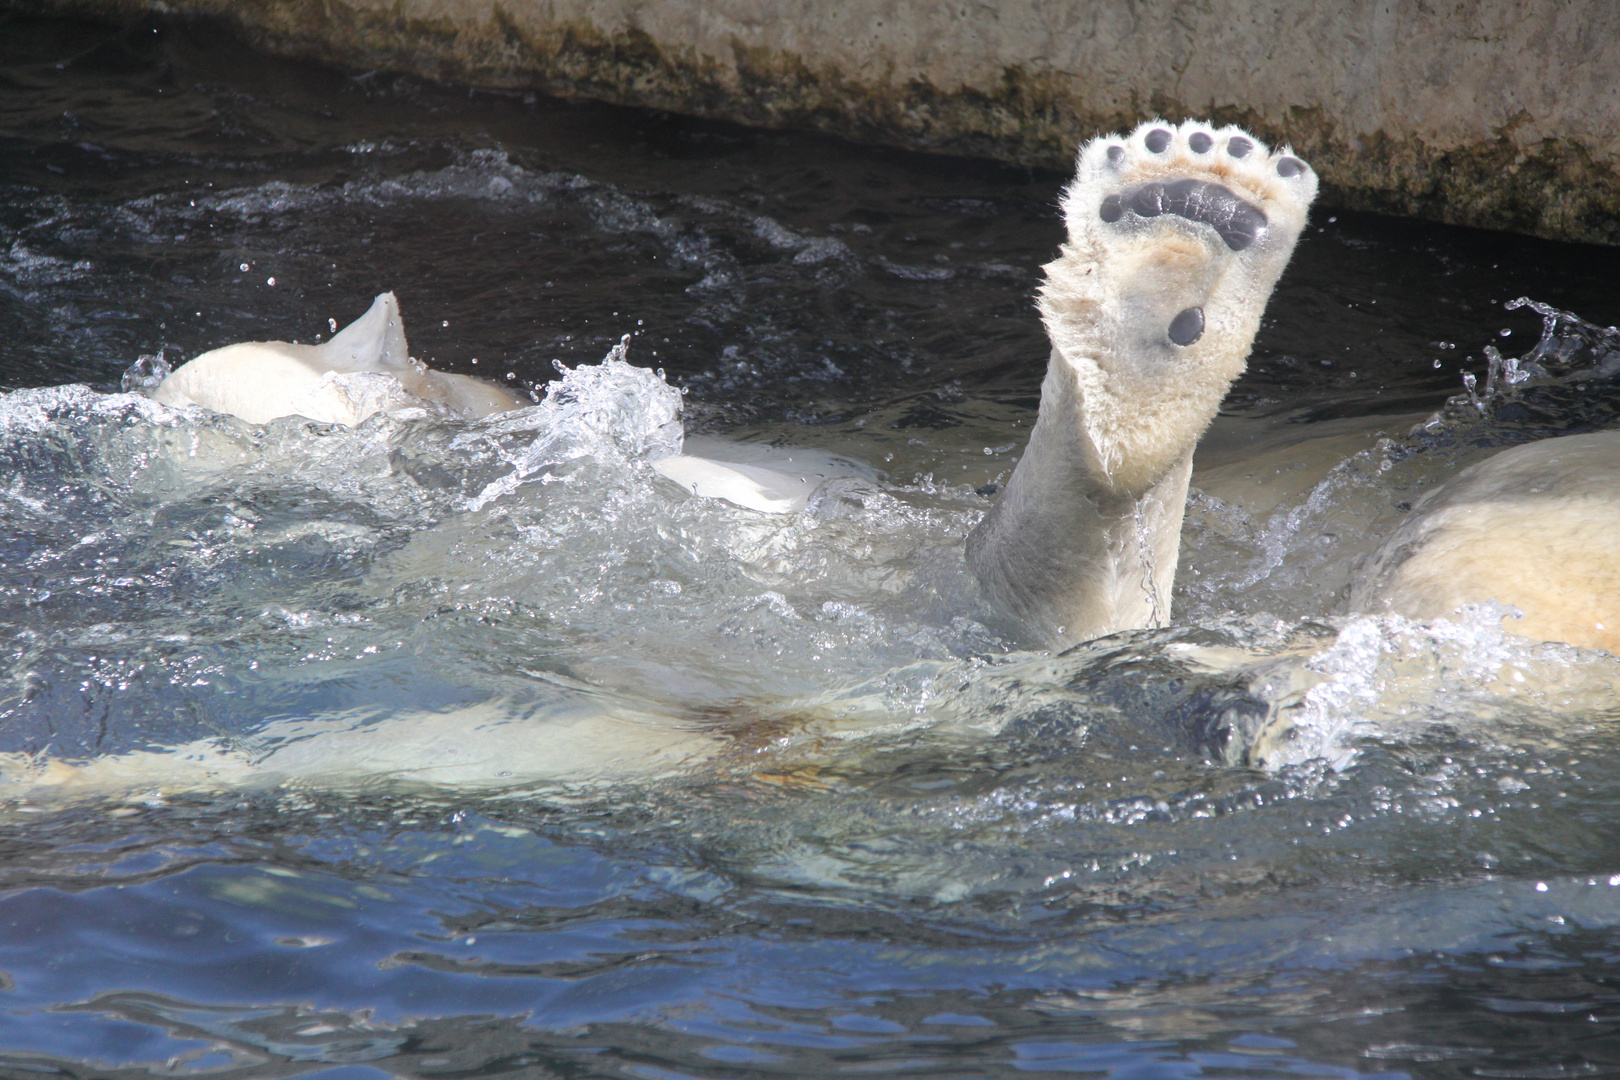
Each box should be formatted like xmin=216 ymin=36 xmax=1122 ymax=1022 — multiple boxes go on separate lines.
xmin=6 ymin=13 xmax=1620 ymax=1078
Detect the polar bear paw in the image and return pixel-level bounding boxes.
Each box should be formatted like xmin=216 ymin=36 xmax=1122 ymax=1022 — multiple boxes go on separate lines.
xmin=1061 ymin=119 xmax=1317 ymax=357
xmin=1035 ymin=120 xmax=1318 ymax=493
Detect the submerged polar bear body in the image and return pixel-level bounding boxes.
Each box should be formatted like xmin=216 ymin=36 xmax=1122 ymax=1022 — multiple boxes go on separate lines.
xmin=150 ymin=292 xmax=844 ymax=514
xmin=1356 ymin=431 xmax=1620 ymax=654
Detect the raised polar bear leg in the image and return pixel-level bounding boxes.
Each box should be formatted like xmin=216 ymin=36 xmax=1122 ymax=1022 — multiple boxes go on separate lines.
xmin=968 ymin=121 xmax=1318 ymax=648
xmin=1354 ymin=431 xmax=1620 ymax=653
xmin=150 ymin=292 xmax=530 ymax=425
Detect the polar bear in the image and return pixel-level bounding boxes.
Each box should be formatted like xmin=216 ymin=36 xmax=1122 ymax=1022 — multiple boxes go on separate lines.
xmin=951 ymin=122 xmax=1617 ymax=657
xmin=12 ymin=118 xmax=1616 ymax=804
xmin=150 ymin=291 xmax=856 ymax=514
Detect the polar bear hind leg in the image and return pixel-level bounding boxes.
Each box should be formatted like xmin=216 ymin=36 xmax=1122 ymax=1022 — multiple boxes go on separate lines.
xmin=967 ymin=120 xmax=1318 ymax=646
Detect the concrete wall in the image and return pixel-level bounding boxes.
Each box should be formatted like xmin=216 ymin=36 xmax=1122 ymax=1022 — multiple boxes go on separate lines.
xmin=29 ymin=0 xmax=1620 ymax=244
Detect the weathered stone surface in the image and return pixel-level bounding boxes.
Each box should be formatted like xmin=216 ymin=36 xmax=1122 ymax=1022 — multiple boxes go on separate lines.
xmin=21 ymin=0 xmax=1620 ymax=243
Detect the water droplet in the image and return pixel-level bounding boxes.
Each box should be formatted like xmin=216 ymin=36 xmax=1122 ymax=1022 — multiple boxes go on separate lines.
xmin=1536 ymin=882 xmax=1549 ymax=892
xmin=239 ymin=263 xmax=249 ymax=272
xmin=266 ymin=277 xmax=275 ymax=286
xmin=1499 ymin=328 xmax=1512 ymax=337
xmin=328 ymin=318 xmax=338 ymax=333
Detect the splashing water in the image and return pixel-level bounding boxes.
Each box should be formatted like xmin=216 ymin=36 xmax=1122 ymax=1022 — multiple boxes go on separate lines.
xmin=6 ymin=17 xmax=1620 ymax=1077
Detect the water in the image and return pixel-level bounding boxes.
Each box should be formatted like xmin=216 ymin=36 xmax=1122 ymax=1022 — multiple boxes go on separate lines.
xmin=5 ymin=11 xmax=1620 ymax=1077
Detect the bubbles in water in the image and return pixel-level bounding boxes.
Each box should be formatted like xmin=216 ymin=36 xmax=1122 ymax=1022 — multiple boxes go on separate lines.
xmin=119 ymin=350 xmax=173 ymax=392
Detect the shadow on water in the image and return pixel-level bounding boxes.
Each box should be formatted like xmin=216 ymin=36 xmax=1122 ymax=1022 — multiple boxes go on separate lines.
xmin=4 ymin=10 xmax=1620 ymax=1078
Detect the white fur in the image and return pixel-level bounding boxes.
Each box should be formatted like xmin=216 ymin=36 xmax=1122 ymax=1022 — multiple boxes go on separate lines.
xmin=968 ymin=120 xmax=1318 ymax=647
xmin=0 ymin=698 xmax=726 ymax=802
xmin=150 ymin=292 xmax=530 ymax=424
xmin=27 ymin=119 xmax=1617 ymax=807
xmin=1355 ymin=431 xmax=1620 ymax=653
xmin=652 ymin=436 xmax=879 ymax=514
xmin=652 ymin=456 xmax=816 ymax=514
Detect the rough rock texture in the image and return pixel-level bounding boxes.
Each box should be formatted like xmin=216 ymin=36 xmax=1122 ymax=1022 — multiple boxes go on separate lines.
xmin=21 ymin=0 xmax=1620 ymax=244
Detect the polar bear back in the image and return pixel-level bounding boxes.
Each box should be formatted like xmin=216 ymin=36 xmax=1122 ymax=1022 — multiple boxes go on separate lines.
xmin=1356 ymin=431 xmax=1620 ymax=653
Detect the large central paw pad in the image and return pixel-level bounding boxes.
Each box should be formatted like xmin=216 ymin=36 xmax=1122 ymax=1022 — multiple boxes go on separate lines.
xmin=1100 ymin=179 xmax=1268 ymax=251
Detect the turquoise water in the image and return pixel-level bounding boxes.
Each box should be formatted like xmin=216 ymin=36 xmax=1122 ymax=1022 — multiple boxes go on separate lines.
xmin=4 ymin=12 xmax=1620 ymax=1078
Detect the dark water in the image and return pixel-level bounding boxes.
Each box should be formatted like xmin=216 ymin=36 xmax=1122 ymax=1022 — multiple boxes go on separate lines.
xmin=5 ymin=12 xmax=1620 ymax=1079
